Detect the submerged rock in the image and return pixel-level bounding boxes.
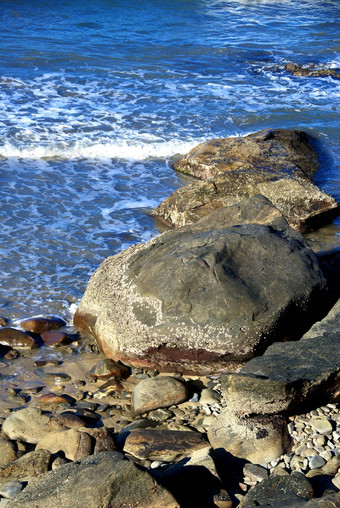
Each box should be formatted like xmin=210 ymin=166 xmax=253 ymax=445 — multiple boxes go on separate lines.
xmin=285 ymin=62 xmax=340 ymax=79
xmin=74 ymin=200 xmax=329 ymax=373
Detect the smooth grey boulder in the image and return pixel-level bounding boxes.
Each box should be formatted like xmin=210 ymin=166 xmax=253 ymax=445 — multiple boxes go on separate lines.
xmin=221 ymin=299 xmax=340 ymax=415
xmin=74 ymin=202 xmax=328 ymax=373
xmin=132 ymin=376 xmax=188 ymax=415
xmin=9 ymin=451 xmax=178 ymax=508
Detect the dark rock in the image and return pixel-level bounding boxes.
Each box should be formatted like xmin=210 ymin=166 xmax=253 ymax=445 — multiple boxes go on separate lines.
xmin=173 ymin=129 xmax=319 ymax=180
xmin=0 ymin=437 xmax=18 ymax=467
xmin=132 ymin=376 xmax=188 ymax=415
xmin=151 ymin=170 xmax=339 ymax=233
xmin=0 ymin=328 xmax=38 ymax=349
xmin=74 ymin=208 xmax=329 ymax=374
xmin=37 ymin=392 xmax=76 ymax=407
xmin=240 ymin=472 xmax=313 ymax=507
xmin=285 ymin=62 xmax=340 ymax=79
xmin=20 ymin=316 xmax=66 ymax=334
xmin=9 ymin=451 xmax=178 ymax=508
xmin=208 ymin=409 xmax=290 ymax=465
xmin=124 ymin=428 xmax=209 ymax=462
xmin=0 ymin=449 xmax=51 ymax=482
xmin=221 ymin=299 xmax=340 ymax=415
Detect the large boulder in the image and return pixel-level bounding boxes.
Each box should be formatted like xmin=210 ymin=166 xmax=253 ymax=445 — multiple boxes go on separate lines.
xmin=74 ymin=198 xmax=329 ymax=374
xmin=9 ymin=451 xmax=178 ymax=508
xmin=221 ymin=299 xmax=340 ymax=415
xmin=151 ymin=129 xmax=339 ymax=233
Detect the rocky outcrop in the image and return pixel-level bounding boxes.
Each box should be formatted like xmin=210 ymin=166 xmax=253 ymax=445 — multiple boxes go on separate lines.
xmin=151 ymin=130 xmax=339 ymax=233
xmin=74 ymin=197 xmax=329 ymax=374
xmin=285 ymin=62 xmax=340 ymax=79
xmin=220 ymin=298 xmax=340 ymax=416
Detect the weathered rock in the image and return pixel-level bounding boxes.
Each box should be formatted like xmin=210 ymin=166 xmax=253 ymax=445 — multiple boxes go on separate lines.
xmin=2 ymin=407 xmax=51 ymax=444
xmin=132 ymin=376 xmax=188 ymax=415
xmin=0 ymin=449 xmax=51 ymax=482
xmin=208 ymin=408 xmax=291 ymax=465
xmin=243 ymin=463 xmax=269 ymax=483
xmin=74 ymin=208 xmax=328 ymax=373
xmin=285 ymin=62 xmax=340 ymax=79
xmin=124 ymin=428 xmax=208 ymax=462
xmin=239 ymin=472 xmax=313 ymax=507
xmin=0 ymin=438 xmax=18 ymax=468
xmin=0 ymin=328 xmax=38 ymax=349
xmin=2 ymin=407 xmax=86 ymax=444
xmin=151 ymin=170 xmax=339 ymax=233
xmin=40 ymin=331 xmax=71 ymax=346
xmin=174 ymin=129 xmax=319 ymax=180
xmin=9 ymin=452 xmax=178 ymax=508
xmin=20 ymin=316 xmax=66 ymax=334
xmin=36 ymin=429 xmax=93 ymax=461
xmin=0 ymin=481 xmax=24 ymax=499
xmin=88 ymin=358 xmax=130 ymax=379
xmin=221 ymin=330 xmax=340 ymax=416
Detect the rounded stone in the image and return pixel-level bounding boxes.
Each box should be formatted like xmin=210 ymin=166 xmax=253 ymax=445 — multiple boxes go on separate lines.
xmin=309 ymin=455 xmax=326 ymax=469
xmin=132 ymin=376 xmax=188 ymax=415
xmin=310 ymin=417 xmax=333 ymax=435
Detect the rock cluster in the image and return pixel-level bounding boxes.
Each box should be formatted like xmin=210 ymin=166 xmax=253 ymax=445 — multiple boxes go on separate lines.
xmin=1 ymin=128 xmax=340 ymax=507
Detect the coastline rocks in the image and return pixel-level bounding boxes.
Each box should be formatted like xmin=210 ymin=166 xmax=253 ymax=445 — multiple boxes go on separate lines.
xmin=74 ymin=205 xmax=328 ymax=373
xmin=124 ymin=428 xmax=208 ymax=462
xmin=221 ymin=316 xmax=340 ymax=416
xmin=0 ymin=438 xmax=18 ymax=468
xmin=173 ymin=129 xmax=319 ymax=180
xmin=151 ymin=129 xmax=339 ymax=233
xmin=151 ymin=170 xmax=338 ymax=233
xmin=9 ymin=451 xmax=178 ymax=508
xmin=88 ymin=358 xmax=130 ymax=380
xmin=132 ymin=376 xmax=188 ymax=415
xmin=208 ymin=409 xmax=291 ymax=465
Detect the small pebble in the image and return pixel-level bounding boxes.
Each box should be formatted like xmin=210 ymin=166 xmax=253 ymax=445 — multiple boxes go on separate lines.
xmin=309 ymin=455 xmax=326 ymax=469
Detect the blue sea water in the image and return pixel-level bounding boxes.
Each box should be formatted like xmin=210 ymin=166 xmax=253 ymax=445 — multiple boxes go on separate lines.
xmin=0 ymin=0 xmax=339 ymax=321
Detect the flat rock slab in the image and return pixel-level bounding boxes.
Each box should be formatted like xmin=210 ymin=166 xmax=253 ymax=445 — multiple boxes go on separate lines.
xmin=208 ymin=409 xmax=290 ymax=465
xmin=124 ymin=428 xmax=208 ymax=462
xmin=221 ymin=303 xmax=340 ymax=415
xmin=173 ymin=129 xmax=319 ymax=180
xmin=151 ymin=169 xmax=338 ymax=233
xmin=132 ymin=376 xmax=188 ymax=415
xmin=74 ymin=198 xmax=329 ymax=374
xmin=9 ymin=451 xmax=178 ymax=508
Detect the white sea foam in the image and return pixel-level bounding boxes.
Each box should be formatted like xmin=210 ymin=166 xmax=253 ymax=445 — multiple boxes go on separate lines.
xmin=0 ymin=138 xmax=201 ymax=161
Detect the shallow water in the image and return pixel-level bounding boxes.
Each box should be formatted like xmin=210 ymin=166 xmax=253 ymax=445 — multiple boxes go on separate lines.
xmin=0 ymin=0 xmax=339 ymax=320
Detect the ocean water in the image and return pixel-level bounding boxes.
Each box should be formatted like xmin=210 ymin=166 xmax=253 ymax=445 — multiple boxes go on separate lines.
xmin=0 ymin=0 xmax=339 ymax=321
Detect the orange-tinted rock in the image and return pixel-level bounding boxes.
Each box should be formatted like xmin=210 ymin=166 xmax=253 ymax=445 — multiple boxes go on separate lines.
xmin=38 ymin=392 xmax=76 ymax=407
xmin=89 ymin=358 xmax=130 ymax=379
xmin=0 ymin=328 xmax=38 ymax=349
xmin=20 ymin=316 xmax=66 ymax=334
xmin=40 ymin=331 xmax=71 ymax=347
